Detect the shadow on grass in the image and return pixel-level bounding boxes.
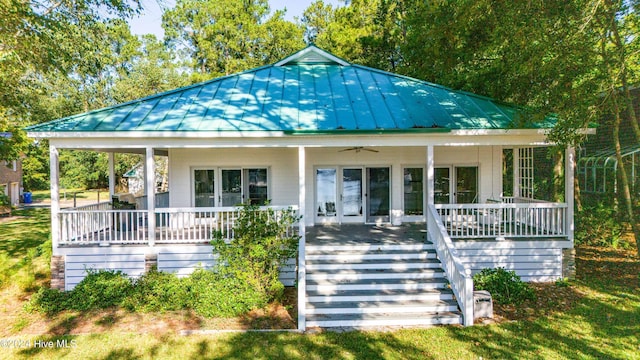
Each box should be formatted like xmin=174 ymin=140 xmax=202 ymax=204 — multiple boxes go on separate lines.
xmin=446 ymin=245 xmax=640 ymax=359
xmin=0 ymin=208 xmax=50 ymax=258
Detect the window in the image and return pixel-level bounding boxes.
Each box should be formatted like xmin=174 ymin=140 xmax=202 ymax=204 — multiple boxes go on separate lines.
xmin=403 ymin=167 xmax=424 ymax=215
xmin=193 ymin=168 xmax=268 ymax=207
xmin=194 ymin=170 xmax=215 ymax=207
xmin=245 ymin=168 xmax=268 ymax=205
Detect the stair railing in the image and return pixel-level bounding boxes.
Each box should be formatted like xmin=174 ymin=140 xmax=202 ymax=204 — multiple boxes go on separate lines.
xmin=426 ymin=203 xmax=474 ymax=326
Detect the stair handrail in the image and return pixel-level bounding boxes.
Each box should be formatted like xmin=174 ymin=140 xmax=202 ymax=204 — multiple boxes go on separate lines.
xmin=426 ymin=203 xmax=474 ymax=326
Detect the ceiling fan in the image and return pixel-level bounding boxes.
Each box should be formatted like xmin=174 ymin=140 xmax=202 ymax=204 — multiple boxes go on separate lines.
xmin=338 ymin=147 xmax=379 ymax=153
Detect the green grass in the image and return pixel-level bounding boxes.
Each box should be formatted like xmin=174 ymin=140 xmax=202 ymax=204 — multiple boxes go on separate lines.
xmin=0 ymin=209 xmax=638 ymax=359
xmin=30 ymin=189 xmax=108 ymax=202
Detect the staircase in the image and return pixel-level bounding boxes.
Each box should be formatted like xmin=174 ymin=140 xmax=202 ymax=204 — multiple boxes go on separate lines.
xmin=305 ymin=240 xmax=463 ymax=329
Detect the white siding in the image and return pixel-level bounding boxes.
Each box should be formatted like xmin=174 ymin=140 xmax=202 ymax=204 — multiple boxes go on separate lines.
xmin=64 ymin=247 xmax=147 ymax=291
xmin=453 ymin=240 xmax=568 ymax=282
xmin=60 ymin=245 xmax=297 ymax=289
xmin=169 ymin=148 xmax=299 ymax=208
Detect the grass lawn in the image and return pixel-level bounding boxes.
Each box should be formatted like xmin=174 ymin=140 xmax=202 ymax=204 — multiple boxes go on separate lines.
xmin=30 ymin=189 xmax=108 ymax=203
xmin=0 ymin=208 xmax=638 ymax=359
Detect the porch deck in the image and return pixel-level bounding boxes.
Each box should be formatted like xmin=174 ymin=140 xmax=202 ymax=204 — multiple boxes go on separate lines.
xmin=306 ymin=223 xmax=427 ymax=246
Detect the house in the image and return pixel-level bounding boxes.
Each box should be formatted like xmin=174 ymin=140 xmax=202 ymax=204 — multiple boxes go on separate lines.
xmin=27 ymin=46 xmax=578 ymax=329
xmin=0 ymin=132 xmax=23 ymax=209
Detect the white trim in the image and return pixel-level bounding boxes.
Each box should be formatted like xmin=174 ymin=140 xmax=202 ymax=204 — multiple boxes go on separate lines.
xmin=145 ymin=146 xmax=156 ymax=247
xmin=297 ymin=146 xmax=306 ymax=331
xmin=50 ymin=145 xmax=60 ymax=255
xmin=427 ymin=146 xmax=434 ymax=207
xmin=44 ymin=134 xmax=554 ymax=150
xmin=274 ymin=46 xmax=350 ymax=67
xmin=29 ymin=128 xmax=554 ymax=139
xmin=565 ymin=147 xmax=575 ymax=243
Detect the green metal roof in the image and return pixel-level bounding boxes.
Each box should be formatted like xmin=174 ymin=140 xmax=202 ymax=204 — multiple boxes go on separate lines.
xmin=27 ymin=46 xmax=551 ymax=134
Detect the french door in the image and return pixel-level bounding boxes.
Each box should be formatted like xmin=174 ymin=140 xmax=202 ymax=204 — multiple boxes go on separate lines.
xmin=434 ymin=166 xmax=478 ymax=204
xmin=315 ymin=166 xmax=390 ymax=224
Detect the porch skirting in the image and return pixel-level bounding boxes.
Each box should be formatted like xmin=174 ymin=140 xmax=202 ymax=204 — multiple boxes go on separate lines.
xmin=452 ymin=239 xmax=572 ymax=282
xmin=56 ymin=245 xmax=297 ymax=291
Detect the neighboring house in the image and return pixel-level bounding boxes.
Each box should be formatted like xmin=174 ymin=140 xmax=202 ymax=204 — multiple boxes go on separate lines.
xmin=0 ymin=133 xmax=23 ymax=208
xmin=578 ymin=87 xmax=640 ymax=195
xmin=27 ymin=46 xmax=578 ymax=329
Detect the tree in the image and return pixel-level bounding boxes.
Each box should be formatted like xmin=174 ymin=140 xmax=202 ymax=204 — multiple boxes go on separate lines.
xmin=162 ymin=0 xmax=305 ymax=79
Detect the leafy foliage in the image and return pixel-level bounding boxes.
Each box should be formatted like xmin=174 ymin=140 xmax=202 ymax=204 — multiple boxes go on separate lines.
xmin=575 ymin=203 xmax=626 ymax=248
xmin=212 ymin=203 xmax=300 ymax=303
xmin=122 ymin=269 xmax=190 ymax=312
xmin=68 ymin=269 xmax=135 ymax=311
xmin=473 ymin=268 xmax=536 ymax=305
xmin=187 ymin=269 xmax=265 ymax=318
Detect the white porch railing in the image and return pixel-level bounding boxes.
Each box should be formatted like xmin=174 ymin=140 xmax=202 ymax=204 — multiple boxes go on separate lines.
xmin=59 ymin=209 xmax=149 ymax=244
xmin=434 ymin=202 xmax=567 ymax=239
xmin=426 ymin=204 xmax=474 ymax=326
xmin=58 ymin=205 xmax=298 ymax=245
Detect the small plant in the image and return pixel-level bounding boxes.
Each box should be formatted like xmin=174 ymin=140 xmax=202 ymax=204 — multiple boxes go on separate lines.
xmin=473 ymin=267 xmax=535 ymax=305
xmin=25 ymin=287 xmax=71 ymax=315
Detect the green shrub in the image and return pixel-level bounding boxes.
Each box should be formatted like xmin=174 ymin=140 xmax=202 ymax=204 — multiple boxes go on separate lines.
xmin=473 ymin=268 xmax=535 ymax=305
xmin=122 ymin=270 xmax=189 ymax=312
xmin=212 ymin=203 xmax=300 ymax=304
xmin=186 ymin=268 xmax=266 ymax=318
xmin=68 ymin=269 xmax=134 ymax=311
xmin=575 ymin=203 xmax=625 ymax=248
xmin=25 ymin=287 xmax=71 ymax=315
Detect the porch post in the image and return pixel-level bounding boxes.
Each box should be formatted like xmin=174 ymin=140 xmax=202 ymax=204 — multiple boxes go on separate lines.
xmin=513 ymin=147 xmax=520 ymax=198
xmin=297 ymin=146 xmax=306 ymax=331
xmin=49 ymin=144 xmax=60 ymax=254
xmin=108 ymin=152 xmax=116 ymax=197
xmin=145 ymin=146 xmax=156 ymax=247
xmin=426 ymin=146 xmax=435 ymax=206
xmin=565 ymin=146 xmax=575 ymax=242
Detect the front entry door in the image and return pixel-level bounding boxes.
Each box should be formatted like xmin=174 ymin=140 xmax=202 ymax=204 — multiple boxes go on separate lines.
xmin=366 ymin=167 xmax=390 ymax=223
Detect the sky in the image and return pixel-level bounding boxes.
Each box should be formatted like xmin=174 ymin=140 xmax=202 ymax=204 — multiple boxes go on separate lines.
xmin=128 ymin=0 xmax=342 ymax=39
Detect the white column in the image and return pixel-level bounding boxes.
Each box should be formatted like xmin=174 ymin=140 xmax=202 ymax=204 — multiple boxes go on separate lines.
xmin=565 ymin=146 xmax=575 ymax=243
xmin=108 ymin=152 xmax=116 ymax=197
xmin=513 ymin=147 xmax=520 ymax=198
xmin=297 ymin=146 xmax=306 ymax=331
xmin=426 ymin=146 xmax=434 ymax=206
xmin=50 ymin=144 xmax=60 ymax=254
xmin=145 ymin=147 xmax=156 ymax=247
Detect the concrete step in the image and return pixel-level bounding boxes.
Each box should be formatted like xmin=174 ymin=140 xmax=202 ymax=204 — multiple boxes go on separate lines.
xmin=306 ymin=258 xmax=442 ymax=271
xmin=306 ymin=299 xmax=460 ymax=315
xmin=306 ymin=243 xmax=434 ymax=253
xmin=306 ymin=311 xmax=463 ymax=328
xmin=306 ymin=268 xmax=445 ymax=281
xmin=306 ymin=288 xmax=455 ymax=303
xmin=306 ymin=251 xmax=437 ymax=261
xmin=307 ymin=278 xmax=448 ymax=292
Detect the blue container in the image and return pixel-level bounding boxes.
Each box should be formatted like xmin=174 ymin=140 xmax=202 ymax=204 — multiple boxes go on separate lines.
xmin=23 ymin=192 xmax=32 ymax=204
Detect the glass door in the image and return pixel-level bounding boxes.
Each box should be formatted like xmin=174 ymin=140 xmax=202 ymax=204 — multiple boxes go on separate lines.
xmin=245 ymin=168 xmax=268 ymax=205
xmin=341 ymin=168 xmax=363 ymax=222
xmin=194 ymin=169 xmax=215 ymax=207
xmin=455 ymin=166 xmax=478 ymax=203
xmin=366 ymin=167 xmax=390 ymax=223
xmin=434 ymin=167 xmax=452 ymax=204
xmin=316 ymin=168 xmax=338 ymax=222
xmin=221 ymin=169 xmax=242 ymax=206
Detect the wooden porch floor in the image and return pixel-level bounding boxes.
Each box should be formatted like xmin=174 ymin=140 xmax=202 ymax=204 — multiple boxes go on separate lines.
xmin=306 ymin=223 xmax=428 ymax=246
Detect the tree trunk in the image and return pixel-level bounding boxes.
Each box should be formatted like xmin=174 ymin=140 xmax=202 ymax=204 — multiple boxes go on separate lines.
xmin=612 ymin=93 xmax=640 ymax=255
